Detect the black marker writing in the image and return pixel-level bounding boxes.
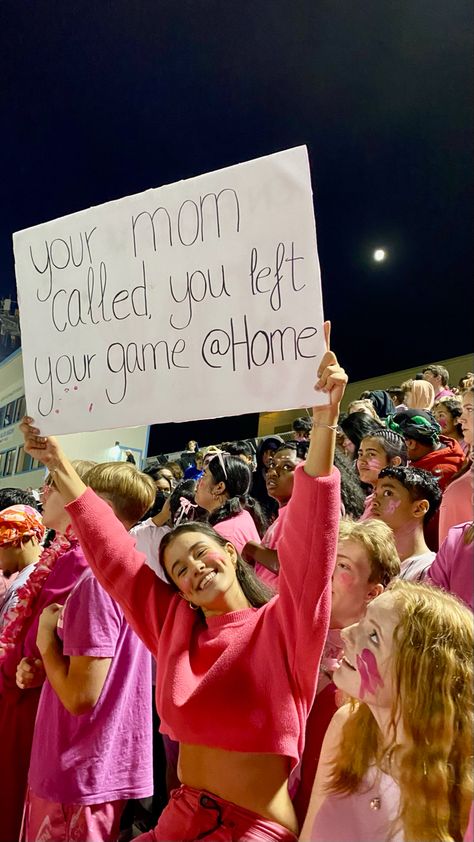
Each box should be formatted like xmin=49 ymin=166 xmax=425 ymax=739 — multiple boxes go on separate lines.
xmin=131 ymin=188 xmax=240 ymax=258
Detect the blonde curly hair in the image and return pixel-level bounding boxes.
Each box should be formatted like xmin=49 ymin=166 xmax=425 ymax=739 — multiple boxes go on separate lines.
xmin=328 ymin=580 xmax=473 ymax=841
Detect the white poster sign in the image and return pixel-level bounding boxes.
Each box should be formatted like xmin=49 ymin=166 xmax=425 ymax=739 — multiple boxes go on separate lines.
xmin=13 ymin=146 xmax=327 ymax=435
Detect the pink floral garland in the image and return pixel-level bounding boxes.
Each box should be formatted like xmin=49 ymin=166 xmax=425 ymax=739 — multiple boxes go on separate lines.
xmin=0 ymin=525 xmax=76 ymax=664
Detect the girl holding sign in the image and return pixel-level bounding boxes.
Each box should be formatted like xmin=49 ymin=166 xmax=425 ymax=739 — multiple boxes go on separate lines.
xmin=20 ymin=322 xmax=344 ymax=842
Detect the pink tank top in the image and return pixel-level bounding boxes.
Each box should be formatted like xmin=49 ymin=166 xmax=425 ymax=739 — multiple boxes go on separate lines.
xmin=310 ymin=767 xmax=402 ymax=842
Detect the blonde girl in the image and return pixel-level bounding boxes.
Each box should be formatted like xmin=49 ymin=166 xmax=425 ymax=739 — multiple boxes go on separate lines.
xmin=302 ymin=581 xmax=473 ymax=842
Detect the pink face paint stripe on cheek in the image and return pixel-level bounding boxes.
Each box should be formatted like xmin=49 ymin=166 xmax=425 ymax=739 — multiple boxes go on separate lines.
xmin=357 ymin=648 xmax=384 ymax=699
xmin=356 ymin=652 xmax=371 ymax=699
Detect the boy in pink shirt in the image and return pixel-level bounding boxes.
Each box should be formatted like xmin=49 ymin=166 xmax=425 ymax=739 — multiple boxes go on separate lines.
xmin=20 ymin=463 xmax=156 ymax=842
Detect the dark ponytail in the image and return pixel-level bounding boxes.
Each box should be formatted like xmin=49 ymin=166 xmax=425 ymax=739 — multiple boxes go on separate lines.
xmin=207 ymin=454 xmax=268 ymax=537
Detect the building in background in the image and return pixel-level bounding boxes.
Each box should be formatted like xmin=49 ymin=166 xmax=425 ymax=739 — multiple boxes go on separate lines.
xmin=0 ymin=296 xmax=21 ymax=363
xmin=0 ymin=349 xmax=149 ymax=490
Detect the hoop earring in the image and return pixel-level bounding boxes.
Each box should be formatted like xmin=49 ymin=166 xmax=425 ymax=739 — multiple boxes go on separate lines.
xmin=178 ymin=593 xmax=199 ymax=611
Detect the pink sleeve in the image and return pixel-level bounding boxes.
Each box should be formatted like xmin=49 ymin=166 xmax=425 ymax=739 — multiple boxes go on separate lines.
xmin=62 ymin=575 xmax=123 ymax=657
xmin=426 ymin=533 xmax=451 ymax=591
xmin=65 ymin=489 xmax=173 ymax=653
xmin=276 ymin=464 xmax=340 ymax=703
xmin=358 ymin=492 xmax=374 ymax=522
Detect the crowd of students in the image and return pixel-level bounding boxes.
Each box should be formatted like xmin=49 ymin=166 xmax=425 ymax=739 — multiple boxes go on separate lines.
xmin=0 ymin=343 xmax=472 ymax=842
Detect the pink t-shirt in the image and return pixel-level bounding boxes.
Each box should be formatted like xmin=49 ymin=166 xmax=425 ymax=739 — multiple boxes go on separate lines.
xmin=28 ymin=568 xmax=153 ymax=805
xmin=426 ymin=522 xmax=474 ymax=611
xmin=255 ymin=506 xmax=289 ymax=589
xmin=438 ymin=469 xmax=473 ymax=545
xmin=213 ymin=509 xmax=261 ymax=553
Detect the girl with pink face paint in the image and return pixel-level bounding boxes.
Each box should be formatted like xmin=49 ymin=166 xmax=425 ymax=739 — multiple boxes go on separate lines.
xmin=301 ymin=582 xmax=473 ymax=842
xmin=356 ymin=429 xmax=407 ymax=522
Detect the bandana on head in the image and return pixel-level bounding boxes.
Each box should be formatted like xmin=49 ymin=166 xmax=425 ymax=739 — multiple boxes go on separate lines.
xmin=0 ymin=505 xmax=45 ymax=547
xmin=386 ymin=412 xmax=441 ymax=444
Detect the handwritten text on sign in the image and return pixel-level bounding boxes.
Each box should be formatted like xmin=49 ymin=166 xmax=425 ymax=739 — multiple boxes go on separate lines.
xmin=13 ymin=146 xmax=326 ymax=434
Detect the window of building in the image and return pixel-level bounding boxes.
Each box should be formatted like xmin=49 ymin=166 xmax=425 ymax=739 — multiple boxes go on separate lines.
xmin=15 ymin=446 xmax=41 ymax=474
xmin=0 ymin=448 xmax=17 ymax=477
xmin=0 ymin=395 xmax=26 ymax=428
xmin=12 ymin=395 xmax=26 ymax=423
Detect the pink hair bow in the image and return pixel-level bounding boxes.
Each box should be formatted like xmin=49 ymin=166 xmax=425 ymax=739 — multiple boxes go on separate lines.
xmin=175 ymin=496 xmax=198 ymax=526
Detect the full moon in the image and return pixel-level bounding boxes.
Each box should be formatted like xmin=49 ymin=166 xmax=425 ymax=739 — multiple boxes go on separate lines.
xmin=373 ymin=249 xmax=386 ymax=262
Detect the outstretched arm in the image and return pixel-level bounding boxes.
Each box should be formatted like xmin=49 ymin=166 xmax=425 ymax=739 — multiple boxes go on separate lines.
xmin=19 ymin=421 xmax=172 ymax=652
xmin=304 ymin=320 xmax=346 ymax=479
xmin=276 ymin=322 xmax=346 ymax=704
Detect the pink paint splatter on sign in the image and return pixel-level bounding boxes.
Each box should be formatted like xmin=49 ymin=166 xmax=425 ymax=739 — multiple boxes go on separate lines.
xmin=356 ymin=648 xmax=384 ymax=699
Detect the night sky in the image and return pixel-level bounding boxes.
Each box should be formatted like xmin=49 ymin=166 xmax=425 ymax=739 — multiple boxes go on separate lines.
xmin=1 ymin=0 xmax=473 ymax=382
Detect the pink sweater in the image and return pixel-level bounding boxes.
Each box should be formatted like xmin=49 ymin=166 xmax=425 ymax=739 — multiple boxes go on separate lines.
xmin=213 ymin=509 xmax=261 ymax=553
xmin=66 ymin=465 xmax=340 ymax=767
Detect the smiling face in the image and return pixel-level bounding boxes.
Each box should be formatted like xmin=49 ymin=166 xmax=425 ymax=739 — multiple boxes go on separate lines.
xmin=162 ymin=530 xmax=240 ymax=613
xmin=333 ymin=591 xmax=399 ymax=709
xmin=331 ymin=538 xmax=383 ymax=629
xmin=265 ymin=448 xmax=300 ymax=504
xmin=357 ymin=437 xmax=391 ymax=486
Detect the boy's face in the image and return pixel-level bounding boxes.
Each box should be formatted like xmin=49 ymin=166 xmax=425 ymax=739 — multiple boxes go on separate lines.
xmin=423 ymin=370 xmax=441 ymax=390
xmin=372 ymin=476 xmax=426 ymax=531
xmin=330 ymin=538 xmax=382 ymax=629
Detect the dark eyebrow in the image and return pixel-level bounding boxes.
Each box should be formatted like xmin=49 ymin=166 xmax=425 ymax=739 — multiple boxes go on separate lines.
xmin=170 ymin=541 xmax=207 ymax=575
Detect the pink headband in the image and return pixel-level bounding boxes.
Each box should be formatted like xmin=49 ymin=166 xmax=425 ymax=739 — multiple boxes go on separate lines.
xmin=209 ymin=452 xmax=228 ymax=479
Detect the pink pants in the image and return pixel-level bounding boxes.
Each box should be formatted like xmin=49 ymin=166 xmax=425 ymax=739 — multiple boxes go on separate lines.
xmin=136 ymin=784 xmax=298 ymax=841
xmin=21 ymin=787 xmax=126 ymax=841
